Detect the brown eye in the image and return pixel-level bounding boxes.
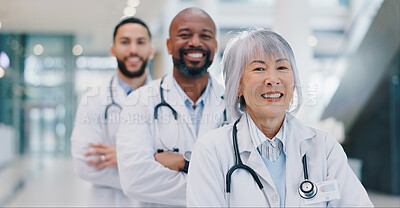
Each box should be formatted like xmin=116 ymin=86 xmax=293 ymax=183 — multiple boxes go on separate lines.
xmin=254 ymin=67 xmax=264 ymax=71
xmin=179 ymin=33 xmax=191 ymax=38
xmin=201 ymin=34 xmax=211 ymax=39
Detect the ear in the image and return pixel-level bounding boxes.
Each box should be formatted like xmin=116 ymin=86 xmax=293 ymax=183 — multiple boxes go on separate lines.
xmin=238 ymin=90 xmax=243 ymax=97
xmin=110 ymin=45 xmax=116 ymax=57
xmin=149 ymin=46 xmax=155 ymax=60
xmin=215 ymin=40 xmax=218 ymax=50
xmin=166 ymin=39 xmax=172 ymax=54
xmin=237 ymin=82 xmax=243 ymax=97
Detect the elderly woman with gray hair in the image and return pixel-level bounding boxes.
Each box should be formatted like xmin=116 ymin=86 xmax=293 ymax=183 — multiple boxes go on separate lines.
xmin=186 ymin=29 xmax=372 ymax=207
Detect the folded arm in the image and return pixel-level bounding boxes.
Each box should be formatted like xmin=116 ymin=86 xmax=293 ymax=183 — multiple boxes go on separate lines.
xmin=117 ymin=103 xmax=187 ymax=206
xmin=70 ymin=97 xmax=122 ymax=189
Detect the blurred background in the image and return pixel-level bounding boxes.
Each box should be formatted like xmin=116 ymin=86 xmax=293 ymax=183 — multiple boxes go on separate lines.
xmin=0 ymin=0 xmax=399 ymax=206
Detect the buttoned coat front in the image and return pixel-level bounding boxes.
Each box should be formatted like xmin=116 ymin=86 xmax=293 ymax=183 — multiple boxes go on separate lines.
xmin=187 ymin=113 xmax=373 ymax=207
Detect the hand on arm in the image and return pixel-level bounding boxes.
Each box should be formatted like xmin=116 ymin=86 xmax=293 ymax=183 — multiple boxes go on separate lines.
xmin=70 ymin=92 xmax=122 ymax=189
xmin=154 ymin=152 xmax=186 ymax=171
xmin=117 ymin=94 xmax=187 ymax=205
xmin=84 ymin=143 xmax=117 ymax=169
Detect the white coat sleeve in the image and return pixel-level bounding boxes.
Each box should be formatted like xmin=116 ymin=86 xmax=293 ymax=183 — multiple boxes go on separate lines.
xmin=117 ymin=98 xmax=187 ymax=206
xmin=324 ymin=133 xmax=374 ymax=207
xmin=70 ymin=93 xmax=122 ymax=189
xmin=187 ymin=136 xmax=227 ymax=207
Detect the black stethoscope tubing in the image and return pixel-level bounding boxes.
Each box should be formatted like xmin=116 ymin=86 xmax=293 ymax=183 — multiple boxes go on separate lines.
xmin=104 ymin=76 xmax=123 ymax=120
xmin=154 ymin=76 xmax=228 ymax=153
xmin=103 ymin=77 xmax=123 ymax=138
xmin=226 ymin=117 xmax=317 ymax=205
xmin=226 ymin=118 xmax=265 ymax=193
xmin=154 ymin=76 xmax=180 ymax=153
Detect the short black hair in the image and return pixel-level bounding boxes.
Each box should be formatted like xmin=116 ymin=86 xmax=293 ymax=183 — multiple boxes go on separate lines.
xmin=113 ymin=17 xmax=151 ymax=42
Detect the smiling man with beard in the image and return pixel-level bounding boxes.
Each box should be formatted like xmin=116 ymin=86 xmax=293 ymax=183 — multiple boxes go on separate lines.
xmin=70 ymin=17 xmax=154 ymax=207
xmin=117 ymin=8 xmax=228 ymax=207
xmin=172 ymin=45 xmax=212 ymax=78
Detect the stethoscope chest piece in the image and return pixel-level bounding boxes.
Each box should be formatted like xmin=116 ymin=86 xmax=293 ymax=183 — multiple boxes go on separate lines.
xmin=299 ymin=180 xmax=317 ymax=199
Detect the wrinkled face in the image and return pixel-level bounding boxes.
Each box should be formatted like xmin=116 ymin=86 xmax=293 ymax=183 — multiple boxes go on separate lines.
xmin=167 ymin=13 xmax=217 ymax=78
xmin=111 ymin=23 xmax=153 ymax=78
xmin=239 ymin=55 xmax=295 ymax=119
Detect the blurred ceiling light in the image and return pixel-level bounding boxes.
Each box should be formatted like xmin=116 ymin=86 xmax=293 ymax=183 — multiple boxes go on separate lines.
xmin=33 ymin=44 xmax=44 ymax=55
xmin=307 ymin=35 xmax=318 ymax=47
xmin=123 ymin=6 xmax=136 ymax=16
xmin=72 ymin=44 xmax=83 ymax=56
xmin=127 ymin=0 xmax=140 ymax=7
xmin=0 ymin=51 xmax=10 ymax=68
xmin=0 ymin=66 xmax=5 ymax=78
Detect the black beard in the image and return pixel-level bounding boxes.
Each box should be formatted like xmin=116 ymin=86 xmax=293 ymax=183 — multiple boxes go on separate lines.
xmin=173 ymin=48 xmax=212 ymax=78
xmin=117 ymin=57 xmax=148 ymax=78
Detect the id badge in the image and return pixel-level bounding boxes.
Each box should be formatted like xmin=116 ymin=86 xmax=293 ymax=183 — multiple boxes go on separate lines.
xmin=304 ymin=180 xmax=340 ymax=205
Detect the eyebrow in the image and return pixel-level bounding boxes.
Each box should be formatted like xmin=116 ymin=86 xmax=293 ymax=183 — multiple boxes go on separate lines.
xmin=275 ymin=58 xmax=289 ymax=62
xmin=177 ymin=28 xmax=190 ymax=33
xmin=118 ymin=36 xmax=148 ymax=41
xmin=177 ymin=28 xmax=214 ymax=34
xmin=202 ymin=29 xmax=213 ymax=34
xmin=250 ymin=58 xmax=289 ymax=65
xmin=250 ymin=60 xmax=265 ymax=64
xmin=137 ymin=37 xmax=148 ymax=41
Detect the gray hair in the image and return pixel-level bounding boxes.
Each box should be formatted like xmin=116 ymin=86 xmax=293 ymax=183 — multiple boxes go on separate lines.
xmin=222 ymin=28 xmax=303 ymax=119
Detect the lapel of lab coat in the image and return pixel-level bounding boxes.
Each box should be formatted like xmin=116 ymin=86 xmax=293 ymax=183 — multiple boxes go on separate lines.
xmin=100 ymin=75 xmax=129 ymax=144
xmin=283 ymin=113 xmax=316 ymax=207
xmin=236 ymin=113 xmax=317 ymax=206
xmin=198 ymin=75 xmax=225 ymax=137
xmin=235 ymin=115 xmax=276 ymax=193
xmin=112 ymin=73 xmax=152 ymax=105
xmin=110 ymin=75 xmax=128 ymax=106
xmin=160 ymin=74 xmax=195 ymax=137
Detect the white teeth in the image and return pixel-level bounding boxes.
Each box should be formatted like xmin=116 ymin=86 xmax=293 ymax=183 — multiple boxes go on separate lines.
xmin=128 ymin=57 xmax=140 ymax=62
xmin=187 ymin=53 xmax=203 ymax=58
xmin=262 ymin=93 xmax=282 ymax=99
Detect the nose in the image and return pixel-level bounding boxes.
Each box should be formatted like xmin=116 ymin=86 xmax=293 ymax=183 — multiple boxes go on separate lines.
xmin=129 ymin=43 xmax=139 ymax=55
xmin=264 ymin=71 xmax=281 ymax=87
xmin=188 ymin=34 xmax=201 ymax=47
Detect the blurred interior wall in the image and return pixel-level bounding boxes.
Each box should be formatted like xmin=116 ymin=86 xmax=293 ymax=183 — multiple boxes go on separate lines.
xmin=327 ymin=0 xmax=400 ymax=195
xmin=0 ymin=34 xmax=26 ymax=159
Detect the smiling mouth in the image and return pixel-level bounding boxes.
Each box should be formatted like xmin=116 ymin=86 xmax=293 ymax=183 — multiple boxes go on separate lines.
xmin=186 ymin=52 xmax=204 ymax=58
xmin=261 ymin=93 xmax=283 ymax=99
xmin=127 ymin=57 xmax=141 ymax=63
xmin=184 ymin=51 xmax=206 ymax=60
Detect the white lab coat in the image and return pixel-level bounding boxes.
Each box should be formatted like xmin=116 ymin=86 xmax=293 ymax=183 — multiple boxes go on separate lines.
xmin=187 ymin=113 xmax=373 ymax=207
xmin=71 ymin=76 xmax=136 ymax=207
xmin=117 ymin=73 xmax=226 ymax=207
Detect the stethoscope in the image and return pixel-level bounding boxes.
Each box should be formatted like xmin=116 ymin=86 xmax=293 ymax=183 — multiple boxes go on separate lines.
xmin=226 ymin=118 xmax=317 ymax=206
xmin=154 ymin=76 xmax=228 ymax=153
xmin=104 ymin=76 xmax=122 ymax=138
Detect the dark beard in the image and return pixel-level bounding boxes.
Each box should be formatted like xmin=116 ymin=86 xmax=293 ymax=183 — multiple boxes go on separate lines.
xmin=173 ymin=48 xmax=212 ymax=78
xmin=117 ymin=57 xmax=148 ymax=78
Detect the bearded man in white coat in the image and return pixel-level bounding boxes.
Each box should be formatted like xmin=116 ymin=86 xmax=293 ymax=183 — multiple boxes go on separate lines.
xmin=70 ymin=17 xmax=154 ymax=206
xmin=116 ymin=8 xmax=227 ymax=207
